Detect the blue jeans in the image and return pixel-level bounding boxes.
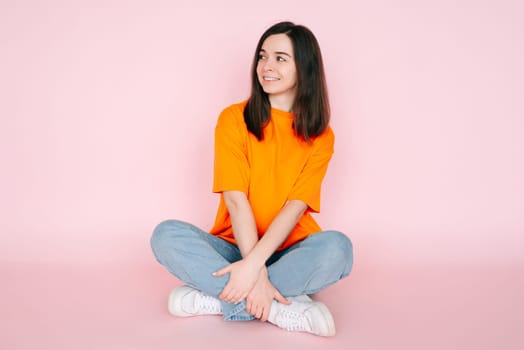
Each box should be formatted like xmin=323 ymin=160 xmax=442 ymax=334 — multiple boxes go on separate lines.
xmin=150 ymin=219 xmax=353 ymax=321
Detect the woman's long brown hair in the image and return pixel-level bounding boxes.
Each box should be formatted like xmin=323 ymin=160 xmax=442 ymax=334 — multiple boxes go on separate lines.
xmin=244 ymin=21 xmax=330 ymax=143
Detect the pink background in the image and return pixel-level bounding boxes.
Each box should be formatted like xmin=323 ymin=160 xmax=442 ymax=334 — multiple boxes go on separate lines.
xmin=1 ymin=0 xmax=523 ymax=349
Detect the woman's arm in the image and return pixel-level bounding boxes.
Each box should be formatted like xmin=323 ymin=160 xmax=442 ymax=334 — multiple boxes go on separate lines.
xmin=245 ymin=199 xmax=307 ymax=268
xmin=243 ymin=200 xmax=306 ymax=321
xmin=214 ymin=190 xmax=263 ymax=304
xmin=222 ymin=190 xmax=258 ymax=257
xmin=214 ymin=198 xmax=307 ymax=306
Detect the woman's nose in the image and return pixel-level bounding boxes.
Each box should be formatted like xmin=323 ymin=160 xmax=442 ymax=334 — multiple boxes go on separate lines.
xmin=262 ymin=58 xmax=274 ymax=71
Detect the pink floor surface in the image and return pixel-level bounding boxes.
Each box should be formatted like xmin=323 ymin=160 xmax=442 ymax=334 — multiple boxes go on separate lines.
xmin=1 ymin=262 xmax=522 ymax=350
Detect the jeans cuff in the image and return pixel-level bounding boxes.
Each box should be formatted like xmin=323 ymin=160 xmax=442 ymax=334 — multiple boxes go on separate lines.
xmin=222 ymin=300 xmax=255 ymax=321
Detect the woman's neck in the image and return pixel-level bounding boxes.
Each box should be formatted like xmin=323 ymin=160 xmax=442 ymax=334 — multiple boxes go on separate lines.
xmin=268 ymin=93 xmax=295 ymax=112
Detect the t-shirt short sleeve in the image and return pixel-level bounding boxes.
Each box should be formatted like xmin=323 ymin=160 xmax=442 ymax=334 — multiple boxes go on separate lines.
xmin=288 ymin=127 xmax=334 ymax=213
xmin=212 ymin=106 xmax=250 ymax=194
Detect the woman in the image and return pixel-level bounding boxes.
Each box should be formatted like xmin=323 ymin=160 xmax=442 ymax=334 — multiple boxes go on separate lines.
xmin=151 ymin=21 xmax=353 ymax=337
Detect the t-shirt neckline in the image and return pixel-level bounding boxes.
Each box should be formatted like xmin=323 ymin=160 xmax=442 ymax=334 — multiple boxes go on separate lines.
xmin=271 ymin=107 xmax=294 ymax=119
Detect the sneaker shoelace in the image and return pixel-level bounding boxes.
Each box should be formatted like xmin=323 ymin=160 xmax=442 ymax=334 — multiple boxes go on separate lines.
xmin=194 ymin=293 xmax=221 ymax=314
xmin=276 ymin=309 xmax=312 ymax=332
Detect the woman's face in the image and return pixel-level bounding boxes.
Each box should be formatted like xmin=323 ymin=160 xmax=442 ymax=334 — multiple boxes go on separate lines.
xmin=256 ymin=34 xmax=297 ymax=109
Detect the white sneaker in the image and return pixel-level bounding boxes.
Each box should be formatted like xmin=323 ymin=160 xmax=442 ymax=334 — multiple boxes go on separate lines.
xmin=268 ymin=297 xmax=336 ymax=336
xmin=168 ymin=286 xmax=222 ymax=317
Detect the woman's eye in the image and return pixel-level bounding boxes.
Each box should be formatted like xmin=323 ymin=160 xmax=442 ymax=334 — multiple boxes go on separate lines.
xmin=258 ymin=54 xmax=266 ymax=60
xmin=277 ymin=56 xmax=286 ymax=62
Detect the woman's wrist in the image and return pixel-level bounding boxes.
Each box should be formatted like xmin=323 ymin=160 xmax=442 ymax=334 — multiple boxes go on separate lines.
xmin=244 ymin=249 xmax=267 ymax=271
xmin=259 ymin=265 xmax=268 ymax=278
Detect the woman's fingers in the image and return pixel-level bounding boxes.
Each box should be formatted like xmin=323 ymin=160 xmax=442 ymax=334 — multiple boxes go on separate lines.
xmin=255 ymin=306 xmax=263 ymax=319
xmin=212 ymin=265 xmax=231 ymax=277
xmin=215 ymin=259 xmax=261 ymax=304
xmin=248 ymin=303 xmax=263 ymax=319
xmin=274 ymin=291 xmax=290 ymax=305
xmin=220 ymin=288 xmax=246 ymax=304
xmin=260 ymin=306 xmax=270 ymax=322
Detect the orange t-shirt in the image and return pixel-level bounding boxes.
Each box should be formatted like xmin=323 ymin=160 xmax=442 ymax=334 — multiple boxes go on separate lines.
xmin=209 ymin=102 xmax=334 ymax=250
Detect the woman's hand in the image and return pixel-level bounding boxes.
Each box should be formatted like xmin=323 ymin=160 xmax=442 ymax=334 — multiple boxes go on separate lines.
xmin=213 ymin=259 xmax=262 ymax=304
xmin=246 ymin=267 xmax=290 ymax=321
